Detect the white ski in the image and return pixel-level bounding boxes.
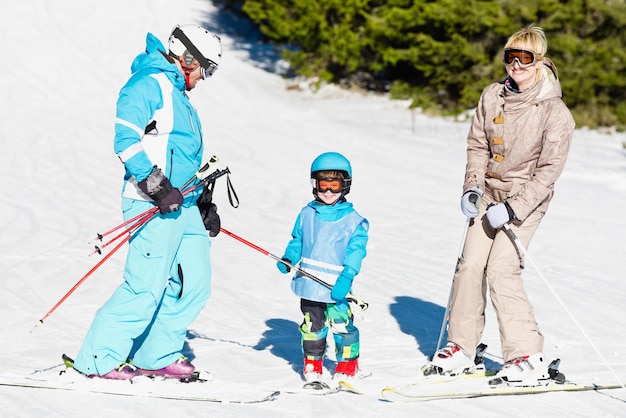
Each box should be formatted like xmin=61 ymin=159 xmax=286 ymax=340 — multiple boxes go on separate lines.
xmin=381 ymin=380 xmax=623 ymax=402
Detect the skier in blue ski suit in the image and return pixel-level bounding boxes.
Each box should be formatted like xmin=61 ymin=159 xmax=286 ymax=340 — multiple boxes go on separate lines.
xmin=277 ymin=152 xmax=369 ymax=381
xmin=73 ymin=25 xmax=223 ymax=380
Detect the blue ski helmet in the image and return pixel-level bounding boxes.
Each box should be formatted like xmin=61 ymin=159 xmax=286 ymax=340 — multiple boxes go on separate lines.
xmin=310 ymin=152 xmax=352 ymax=196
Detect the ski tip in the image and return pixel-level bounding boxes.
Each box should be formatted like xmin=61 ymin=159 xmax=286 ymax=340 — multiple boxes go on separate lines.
xmin=338 ymin=380 xmax=355 ymax=390
xmin=268 ymin=390 xmax=281 ymax=399
xmin=303 ymin=381 xmax=331 ymax=390
xmin=61 ymin=354 xmax=75 ymax=368
xmin=380 ymin=387 xmax=396 ymax=399
xmin=338 ymin=380 xmax=364 ymax=395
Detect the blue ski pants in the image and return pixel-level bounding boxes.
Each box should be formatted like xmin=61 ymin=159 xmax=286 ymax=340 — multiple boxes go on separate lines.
xmin=73 ymin=198 xmax=212 ymax=375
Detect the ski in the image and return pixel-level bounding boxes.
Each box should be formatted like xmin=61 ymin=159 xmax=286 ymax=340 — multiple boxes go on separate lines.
xmin=382 ymin=356 xmax=625 ymax=402
xmin=337 ymin=379 xmax=365 ymax=395
xmin=62 ymin=353 xmax=213 ymax=384
xmin=381 ymin=380 xmax=623 ymax=402
xmin=284 ymin=383 xmax=343 ymax=396
xmin=284 ymin=378 xmax=366 ymax=396
xmin=302 ymin=380 xmax=332 ymax=391
xmin=0 ymin=377 xmax=280 ymax=403
xmin=0 ymin=355 xmax=280 ymax=404
xmin=404 ymin=367 xmax=497 ymax=388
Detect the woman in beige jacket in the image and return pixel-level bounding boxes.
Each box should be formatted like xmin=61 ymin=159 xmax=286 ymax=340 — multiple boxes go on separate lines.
xmin=426 ymin=25 xmax=575 ymax=386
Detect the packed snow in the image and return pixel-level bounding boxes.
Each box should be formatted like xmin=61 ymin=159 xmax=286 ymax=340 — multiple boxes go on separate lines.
xmin=1 ymin=0 xmax=625 ymax=416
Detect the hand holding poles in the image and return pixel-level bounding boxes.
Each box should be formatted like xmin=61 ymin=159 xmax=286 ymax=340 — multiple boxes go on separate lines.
xmin=88 ymin=156 xmax=218 ymax=244
xmin=32 ymin=159 xmax=226 ymax=331
xmin=90 ymin=163 xmax=230 ymax=256
xmin=219 ymin=227 xmax=369 ymax=311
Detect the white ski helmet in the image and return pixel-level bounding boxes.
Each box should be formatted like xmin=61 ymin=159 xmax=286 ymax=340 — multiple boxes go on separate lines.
xmin=168 ymin=24 xmax=222 ymax=78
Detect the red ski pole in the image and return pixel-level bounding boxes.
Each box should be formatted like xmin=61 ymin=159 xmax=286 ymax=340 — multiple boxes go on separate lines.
xmin=32 ymin=161 xmax=230 ymax=331
xmin=87 ymin=211 xmax=155 ymax=256
xmin=219 ymin=227 xmax=369 ymax=310
xmin=88 ymin=157 xmax=217 ymax=243
xmin=88 ymin=208 xmax=157 ymax=244
xmin=87 ymin=180 xmax=212 ymax=257
xmin=31 ymin=227 xmax=140 ymax=332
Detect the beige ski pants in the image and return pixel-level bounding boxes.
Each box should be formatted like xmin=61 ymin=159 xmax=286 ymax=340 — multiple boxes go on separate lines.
xmin=447 ymin=206 xmax=545 ymax=362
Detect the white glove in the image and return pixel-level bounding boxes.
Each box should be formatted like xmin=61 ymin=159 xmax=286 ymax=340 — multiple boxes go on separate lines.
xmin=460 ymin=186 xmax=483 ymax=218
xmin=486 ymin=202 xmax=516 ymax=229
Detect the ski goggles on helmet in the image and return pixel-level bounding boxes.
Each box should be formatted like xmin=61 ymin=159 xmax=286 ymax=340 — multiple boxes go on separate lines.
xmin=200 ymin=60 xmax=218 ymax=79
xmin=313 ymin=178 xmax=343 ymax=193
xmin=182 ymin=51 xmax=218 ymax=79
xmin=172 ymin=26 xmax=219 ymax=79
xmin=503 ymin=48 xmax=541 ymax=67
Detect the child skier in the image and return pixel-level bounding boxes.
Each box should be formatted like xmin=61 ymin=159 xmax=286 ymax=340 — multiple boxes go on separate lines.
xmin=277 ymin=152 xmax=369 ymax=383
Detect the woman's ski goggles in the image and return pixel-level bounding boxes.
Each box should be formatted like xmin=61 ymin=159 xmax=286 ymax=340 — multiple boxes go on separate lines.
xmin=313 ymin=178 xmax=343 ymax=193
xmin=503 ymin=48 xmax=541 ymax=67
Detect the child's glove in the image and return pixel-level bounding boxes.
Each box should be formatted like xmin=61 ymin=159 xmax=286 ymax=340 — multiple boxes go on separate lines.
xmin=334 ymin=300 xmax=349 ymax=313
xmin=277 ymin=257 xmax=291 ymax=274
xmin=331 ymin=274 xmax=353 ymax=302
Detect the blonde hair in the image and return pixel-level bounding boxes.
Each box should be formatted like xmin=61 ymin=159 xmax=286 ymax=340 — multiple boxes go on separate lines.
xmin=313 ymin=170 xmax=344 ymax=180
xmin=505 ymin=24 xmax=548 ymax=56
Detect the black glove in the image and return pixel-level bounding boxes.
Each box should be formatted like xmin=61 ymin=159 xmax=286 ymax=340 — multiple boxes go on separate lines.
xmin=137 ymin=166 xmax=183 ymax=215
xmin=197 ymin=185 xmax=221 ymax=237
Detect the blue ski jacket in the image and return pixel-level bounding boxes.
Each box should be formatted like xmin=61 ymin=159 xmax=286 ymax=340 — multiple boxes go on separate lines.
xmin=283 ymin=200 xmax=369 ymax=303
xmin=113 ymin=33 xmax=204 ymax=201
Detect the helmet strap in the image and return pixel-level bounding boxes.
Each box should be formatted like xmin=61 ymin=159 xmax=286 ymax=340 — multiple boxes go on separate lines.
xmin=182 ymin=65 xmax=193 ymax=90
xmin=170 ymin=52 xmax=195 ymax=91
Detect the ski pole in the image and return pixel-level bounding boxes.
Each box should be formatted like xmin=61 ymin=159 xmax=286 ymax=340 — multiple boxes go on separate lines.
xmin=87 ymin=210 xmax=155 ymax=256
xmin=89 ymin=161 xmax=227 ymax=256
xmin=35 ymin=169 xmax=213 ymax=327
xmin=435 ymin=217 xmax=470 ymax=353
xmin=502 ymin=223 xmax=626 ymax=391
xmin=89 ymin=157 xmax=217 ymax=243
xmin=88 ymin=208 xmax=157 ymax=244
xmin=33 ymin=161 xmax=228 ymax=330
xmin=88 ymin=183 xmax=208 ymax=257
xmin=31 ymin=230 xmax=137 ymax=332
xmin=219 ymin=227 xmax=369 ymax=311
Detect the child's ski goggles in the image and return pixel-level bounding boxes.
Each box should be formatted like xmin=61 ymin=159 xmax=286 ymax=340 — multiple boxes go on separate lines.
xmin=313 ymin=178 xmax=343 ymax=193
xmin=503 ymin=48 xmax=542 ymax=67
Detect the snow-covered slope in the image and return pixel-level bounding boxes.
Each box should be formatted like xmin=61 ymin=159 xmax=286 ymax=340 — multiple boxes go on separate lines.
xmin=1 ymin=1 xmax=624 ymax=416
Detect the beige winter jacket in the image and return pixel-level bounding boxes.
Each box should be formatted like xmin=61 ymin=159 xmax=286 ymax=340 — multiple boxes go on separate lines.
xmin=463 ymin=58 xmax=575 ymax=222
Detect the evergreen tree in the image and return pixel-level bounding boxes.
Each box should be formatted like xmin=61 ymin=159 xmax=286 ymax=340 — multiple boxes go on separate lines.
xmin=234 ymin=0 xmax=626 ymax=128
